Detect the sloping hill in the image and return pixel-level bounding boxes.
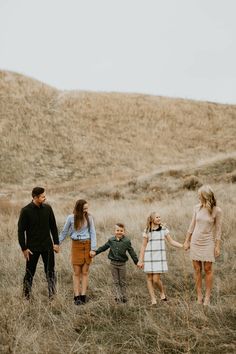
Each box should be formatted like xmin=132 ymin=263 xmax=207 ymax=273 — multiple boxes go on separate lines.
xmin=0 ymin=70 xmax=235 ymax=187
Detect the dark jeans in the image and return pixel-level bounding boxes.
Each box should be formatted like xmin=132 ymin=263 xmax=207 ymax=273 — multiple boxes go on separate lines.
xmin=23 ymin=249 xmax=56 ymax=298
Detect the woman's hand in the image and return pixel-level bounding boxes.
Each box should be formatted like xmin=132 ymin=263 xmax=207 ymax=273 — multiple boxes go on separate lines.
xmin=183 ymin=241 xmax=190 ymax=251
xmin=90 ymin=250 xmax=96 ymax=257
xmin=214 ymin=245 xmax=220 ymax=258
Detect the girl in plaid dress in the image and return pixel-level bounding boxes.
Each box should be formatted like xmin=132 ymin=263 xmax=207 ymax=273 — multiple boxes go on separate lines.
xmin=138 ymin=212 xmax=183 ymax=305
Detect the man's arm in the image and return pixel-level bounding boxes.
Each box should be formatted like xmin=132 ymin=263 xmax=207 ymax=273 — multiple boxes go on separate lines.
xmin=18 ymin=209 xmax=27 ymax=251
xmin=49 ymin=206 xmax=59 ymax=245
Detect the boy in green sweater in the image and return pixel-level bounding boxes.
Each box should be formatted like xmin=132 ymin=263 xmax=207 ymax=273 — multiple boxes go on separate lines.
xmin=91 ymin=223 xmax=138 ymax=303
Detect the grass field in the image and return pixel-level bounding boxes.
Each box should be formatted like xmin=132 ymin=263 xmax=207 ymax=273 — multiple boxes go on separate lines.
xmin=0 ymin=71 xmax=236 ymax=353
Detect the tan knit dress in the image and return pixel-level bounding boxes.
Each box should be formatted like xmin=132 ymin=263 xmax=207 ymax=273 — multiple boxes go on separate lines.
xmin=188 ymin=204 xmax=222 ymax=262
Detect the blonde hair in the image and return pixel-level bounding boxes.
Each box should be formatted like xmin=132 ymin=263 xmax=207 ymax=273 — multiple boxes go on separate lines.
xmin=198 ymin=185 xmax=216 ymax=214
xmin=145 ymin=211 xmax=165 ymax=232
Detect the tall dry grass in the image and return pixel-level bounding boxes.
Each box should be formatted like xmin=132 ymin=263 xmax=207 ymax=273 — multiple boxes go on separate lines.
xmin=0 ymin=183 xmax=235 ymax=353
xmin=0 ymin=70 xmax=236 ymax=187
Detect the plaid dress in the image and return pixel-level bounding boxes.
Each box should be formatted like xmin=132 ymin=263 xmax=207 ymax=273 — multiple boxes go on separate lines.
xmin=144 ymin=227 xmax=169 ymax=273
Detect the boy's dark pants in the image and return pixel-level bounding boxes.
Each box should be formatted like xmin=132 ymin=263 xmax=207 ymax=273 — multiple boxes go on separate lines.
xmin=23 ymin=249 xmax=56 ymax=298
xmin=110 ymin=261 xmax=127 ymax=301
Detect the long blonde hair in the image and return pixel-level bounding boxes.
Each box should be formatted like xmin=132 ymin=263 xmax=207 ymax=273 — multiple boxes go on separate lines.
xmin=145 ymin=211 xmax=164 ymax=232
xmin=198 ymin=185 xmax=216 ymax=214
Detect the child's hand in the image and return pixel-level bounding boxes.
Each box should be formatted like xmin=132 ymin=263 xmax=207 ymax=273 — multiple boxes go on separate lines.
xmin=90 ymin=250 xmax=96 ymax=257
xmin=183 ymin=241 xmax=190 ymax=251
xmin=137 ymin=261 xmax=144 ymax=269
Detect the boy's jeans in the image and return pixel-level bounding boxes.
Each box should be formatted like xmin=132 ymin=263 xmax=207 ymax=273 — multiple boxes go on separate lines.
xmin=110 ymin=261 xmax=127 ymax=301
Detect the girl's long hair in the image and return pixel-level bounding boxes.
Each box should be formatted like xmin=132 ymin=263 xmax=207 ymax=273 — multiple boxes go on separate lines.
xmin=73 ymin=199 xmax=90 ymax=231
xmin=145 ymin=211 xmax=165 ymax=232
xmin=198 ymin=185 xmax=216 ymax=214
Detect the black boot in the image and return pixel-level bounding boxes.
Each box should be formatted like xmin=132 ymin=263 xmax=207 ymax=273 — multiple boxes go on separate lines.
xmin=80 ymin=295 xmax=87 ymax=304
xmin=74 ymin=295 xmax=82 ymax=305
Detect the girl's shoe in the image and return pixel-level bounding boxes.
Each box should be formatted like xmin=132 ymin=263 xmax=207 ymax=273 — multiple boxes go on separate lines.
xmin=80 ymin=295 xmax=87 ymax=304
xmin=161 ymin=297 xmax=168 ymax=301
xmin=203 ymin=298 xmax=210 ymax=306
xmin=160 ymin=295 xmax=168 ymax=301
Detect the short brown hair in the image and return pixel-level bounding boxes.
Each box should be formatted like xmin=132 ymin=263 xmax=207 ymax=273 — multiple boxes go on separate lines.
xmin=32 ymin=187 xmax=45 ymax=198
xmin=115 ymin=223 xmax=125 ymax=229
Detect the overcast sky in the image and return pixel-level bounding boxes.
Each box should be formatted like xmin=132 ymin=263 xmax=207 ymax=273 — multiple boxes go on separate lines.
xmin=0 ymin=0 xmax=235 ymax=104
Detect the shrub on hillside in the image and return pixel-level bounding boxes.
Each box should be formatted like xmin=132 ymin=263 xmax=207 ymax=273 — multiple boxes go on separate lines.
xmin=182 ymin=175 xmax=202 ymax=190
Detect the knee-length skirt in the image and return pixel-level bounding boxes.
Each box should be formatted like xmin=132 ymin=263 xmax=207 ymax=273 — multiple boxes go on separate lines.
xmin=71 ymin=240 xmax=92 ymax=265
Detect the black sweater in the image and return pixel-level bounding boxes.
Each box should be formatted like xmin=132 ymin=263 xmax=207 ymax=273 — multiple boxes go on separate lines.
xmin=18 ymin=202 xmax=59 ymax=251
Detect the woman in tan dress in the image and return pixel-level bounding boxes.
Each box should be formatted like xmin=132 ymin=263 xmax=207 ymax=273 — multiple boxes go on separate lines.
xmin=184 ymin=185 xmax=222 ymax=306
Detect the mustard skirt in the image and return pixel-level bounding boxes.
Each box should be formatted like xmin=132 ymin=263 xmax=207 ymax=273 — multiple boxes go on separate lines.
xmin=71 ymin=240 xmax=92 ymax=265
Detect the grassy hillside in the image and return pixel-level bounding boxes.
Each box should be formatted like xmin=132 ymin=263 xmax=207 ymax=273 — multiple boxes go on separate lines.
xmin=0 ymin=70 xmax=235 ymax=189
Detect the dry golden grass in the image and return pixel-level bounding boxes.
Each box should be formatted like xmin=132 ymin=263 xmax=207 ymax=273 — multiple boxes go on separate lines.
xmin=0 ymin=70 xmax=236 ymax=353
xmin=0 ymin=70 xmax=236 ymax=188
xmin=0 ymin=184 xmax=236 ymax=354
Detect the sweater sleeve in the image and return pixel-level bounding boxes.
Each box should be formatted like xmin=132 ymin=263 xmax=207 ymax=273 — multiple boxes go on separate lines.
xmin=127 ymin=240 xmax=139 ymax=264
xmin=59 ymin=215 xmax=72 ymax=244
xmin=187 ymin=207 xmax=197 ymax=235
xmin=49 ymin=206 xmax=59 ymax=245
xmin=18 ymin=208 xmax=27 ymax=251
xmin=89 ymin=215 xmax=97 ymax=250
xmin=214 ymin=207 xmax=222 ymax=240
xmin=95 ymin=241 xmax=110 ymax=255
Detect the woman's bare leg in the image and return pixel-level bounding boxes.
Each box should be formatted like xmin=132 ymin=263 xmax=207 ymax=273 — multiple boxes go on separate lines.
xmin=81 ymin=263 xmax=90 ymax=295
xmin=73 ymin=265 xmax=82 ymax=296
xmin=203 ymin=262 xmax=213 ymax=305
xmin=193 ymin=260 xmax=203 ymax=304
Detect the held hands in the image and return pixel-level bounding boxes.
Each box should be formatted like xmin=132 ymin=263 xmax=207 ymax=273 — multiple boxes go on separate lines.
xmin=53 ymin=244 xmax=60 ymax=253
xmin=22 ymin=249 xmax=33 ymax=261
xmin=183 ymin=241 xmax=190 ymax=251
xmin=137 ymin=261 xmax=144 ymax=269
xmin=90 ymin=250 xmax=96 ymax=258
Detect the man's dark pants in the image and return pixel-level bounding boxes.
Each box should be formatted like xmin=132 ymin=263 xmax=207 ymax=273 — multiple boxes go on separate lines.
xmin=23 ymin=249 xmax=56 ymax=298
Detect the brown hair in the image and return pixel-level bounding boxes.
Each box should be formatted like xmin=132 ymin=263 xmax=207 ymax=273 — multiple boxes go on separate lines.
xmin=73 ymin=199 xmax=90 ymax=231
xmin=115 ymin=223 xmax=125 ymax=229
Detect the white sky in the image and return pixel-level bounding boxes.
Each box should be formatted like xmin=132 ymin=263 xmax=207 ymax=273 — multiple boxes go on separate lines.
xmin=0 ymin=0 xmax=235 ymax=104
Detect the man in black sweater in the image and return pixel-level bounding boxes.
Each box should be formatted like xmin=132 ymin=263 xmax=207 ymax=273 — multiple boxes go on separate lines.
xmin=18 ymin=187 xmax=59 ymax=299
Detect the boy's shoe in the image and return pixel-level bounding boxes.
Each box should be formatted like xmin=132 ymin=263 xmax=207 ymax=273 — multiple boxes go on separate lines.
xmin=115 ymin=297 xmax=127 ymax=303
